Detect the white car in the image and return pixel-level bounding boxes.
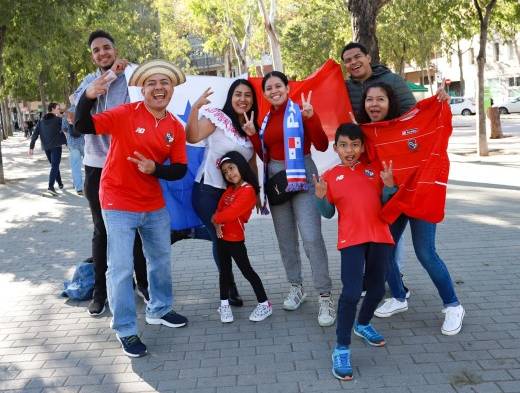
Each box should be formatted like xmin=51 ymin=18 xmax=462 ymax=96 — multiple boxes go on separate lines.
xmin=449 ymin=97 xmax=476 ymax=116
xmin=497 ymin=96 xmax=520 ymax=114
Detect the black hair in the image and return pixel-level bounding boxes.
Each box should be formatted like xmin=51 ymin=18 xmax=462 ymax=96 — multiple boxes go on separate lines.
xmin=340 ymin=42 xmax=368 ymax=60
xmin=261 ymin=70 xmax=289 ymax=91
xmin=219 ymin=151 xmax=260 ymax=194
xmin=88 ymin=30 xmax=115 ymax=47
xmin=48 ymin=102 xmax=59 ymax=112
xmin=222 ymin=79 xmax=259 ymax=138
xmin=335 ymin=123 xmax=364 ymax=144
xmin=356 ymin=82 xmax=401 ymax=124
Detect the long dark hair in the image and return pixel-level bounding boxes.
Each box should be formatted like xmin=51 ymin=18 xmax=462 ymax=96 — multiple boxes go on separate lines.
xmin=219 ymin=151 xmax=260 ymax=194
xmin=357 ymin=82 xmax=401 ymax=124
xmin=222 ymin=79 xmax=259 ymax=138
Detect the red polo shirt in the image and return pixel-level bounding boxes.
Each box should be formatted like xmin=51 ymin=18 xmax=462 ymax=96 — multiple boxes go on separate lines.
xmin=93 ymin=102 xmax=187 ymax=212
xmin=323 ymin=162 xmax=394 ymax=249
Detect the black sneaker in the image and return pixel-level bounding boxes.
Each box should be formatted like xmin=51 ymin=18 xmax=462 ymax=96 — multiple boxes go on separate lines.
xmin=77 ymin=190 xmax=84 ymax=196
xmin=47 ymin=187 xmax=59 ymax=197
xmin=58 ymin=183 xmax=64 ymax=189
xmin=145 ymin=310 xmax=187 ymax=327
xmin=88 ymin=296 xmax=107 ymax=316
xmin=136 ymin=285 xmax=150 ymax=304
xmin=117 ymin=335 xmax=147 ymax=358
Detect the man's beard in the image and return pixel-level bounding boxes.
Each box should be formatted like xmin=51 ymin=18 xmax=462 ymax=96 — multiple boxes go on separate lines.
xmin=100 ymin=62 xmax=114 ymax=72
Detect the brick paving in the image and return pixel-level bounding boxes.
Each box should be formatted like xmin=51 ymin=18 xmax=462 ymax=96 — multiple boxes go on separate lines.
xmin=1 ymin=124 xmax=520 ymax=393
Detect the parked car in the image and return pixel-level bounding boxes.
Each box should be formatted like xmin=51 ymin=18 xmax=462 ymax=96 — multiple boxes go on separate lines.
xmin=449 ymin=97 xmax=476 ymax=116
xmin=497 ymin=96 xmax=520 ymax=114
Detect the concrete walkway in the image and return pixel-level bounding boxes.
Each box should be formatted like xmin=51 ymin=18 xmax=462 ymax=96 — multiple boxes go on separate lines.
xmin=1 ymin=118 xmax=519 ymax=393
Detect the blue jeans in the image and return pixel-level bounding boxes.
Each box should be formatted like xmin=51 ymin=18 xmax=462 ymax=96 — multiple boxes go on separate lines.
xmin=102 ymin=208 xmax=173 ymax=337
xmin=192 ymin=181 xmax=224 ymax=271
xmin=69 ymin=145 xmax=84 ymax=192
xmin=337 ymin=243 xmax=390 ymax=346
xmin=44 ymin=146 xmax=62 ymax=189
xmin=386 ymin=215 xmax=459 ymax=307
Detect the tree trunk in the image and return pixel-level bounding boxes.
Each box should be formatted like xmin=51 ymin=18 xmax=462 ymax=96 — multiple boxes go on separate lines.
xmin=224 ymin=46 xmax=232 ymax=77
xmin=346 ymin=0 xmax=390 ymax=64
xmin=425 ymin=64 xmax=433 ymax=95
xmin=0 ymin=25 xmax=6 ymax=183
xmin=258 ymin=0 xmax=283 ymax=71
xmin=487 ymin=107 xmax=503 ymax=139
xmin=1 ymin=100 xmax=13 ymax=138
xmin=457 ymin=40 xmax=465 ymax=96
xmin=38 ymin=72 xmax=47 ymax=115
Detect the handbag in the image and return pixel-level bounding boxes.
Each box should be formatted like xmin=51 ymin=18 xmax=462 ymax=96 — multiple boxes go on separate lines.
xmin=265 ymin=170 xmax=299 ymax=206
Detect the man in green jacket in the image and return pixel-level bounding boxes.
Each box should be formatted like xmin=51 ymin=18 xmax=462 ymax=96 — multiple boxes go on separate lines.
xmin=341 ymin=42 xmax=416 ymax=116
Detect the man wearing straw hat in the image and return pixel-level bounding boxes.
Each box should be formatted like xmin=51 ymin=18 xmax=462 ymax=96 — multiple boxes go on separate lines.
xmin=75 ymin=59 xmax=189 ymax=358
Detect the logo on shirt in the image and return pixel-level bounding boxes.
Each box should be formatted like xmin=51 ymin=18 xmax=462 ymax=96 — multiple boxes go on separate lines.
xmin=408 ymin=138 xmax=418 ymax=151
xmin=402 ymin=128 xmax=418 ymax=136
xmin=135 ymin=127 xmax=145 ymax=134
xmin=335 ymin=174 xmax=344 ymax=181
xmin=364 ymin=169 xmax=375 ymax=178
xmin=165 ymin=132 xmax=174 ymax=143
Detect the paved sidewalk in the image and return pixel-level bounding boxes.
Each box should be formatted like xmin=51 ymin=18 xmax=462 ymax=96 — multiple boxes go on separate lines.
xmin=1 ymin=125 xmax=519 ymax=393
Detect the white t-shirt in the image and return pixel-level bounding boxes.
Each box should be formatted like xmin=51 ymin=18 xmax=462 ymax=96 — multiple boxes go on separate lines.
xmin=195 ymin=107 xmax=254 ymax=189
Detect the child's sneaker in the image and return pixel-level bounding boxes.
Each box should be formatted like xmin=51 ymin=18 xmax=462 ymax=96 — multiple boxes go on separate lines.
xmin=218 ymin=304 xmax=234 ymax=323
xmin=249 ymin=302 xmax=272 ymax=322
xmin=353 ymin=323 xmax=385 ymax=346
xmin=441 ymin=304 xmax=465 ymax=335
xmin=318 ymin=295 xmax=336 ymax=327
xmin=283 ymin=284 xmax=306 ymax=310
xmin=374 ymin=298 xmax=408 ymax=318
xmin=331 ymin=345 xmax=353 ymax=381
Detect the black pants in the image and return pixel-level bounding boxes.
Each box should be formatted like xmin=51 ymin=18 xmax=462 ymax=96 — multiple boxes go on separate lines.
xmin=84 ymin=165 xmax=148 ymax=298
xmin=44 ymin=146 xmax=62 ymax=189
xmin=217 ymin=239 xmax=267 ymax=303
xmin=336 ymin=242 xmax=391 ymax=346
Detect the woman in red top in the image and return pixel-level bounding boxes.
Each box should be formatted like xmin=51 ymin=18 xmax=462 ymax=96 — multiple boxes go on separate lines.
xmin=247 ymin=71 xmax=335 ymax=327
xmin=211 ymin=151 xmax=271 ymax=324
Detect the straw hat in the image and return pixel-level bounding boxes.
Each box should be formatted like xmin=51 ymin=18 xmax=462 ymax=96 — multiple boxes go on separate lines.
xmin=128 ymin=59 xmax=186 ymax=87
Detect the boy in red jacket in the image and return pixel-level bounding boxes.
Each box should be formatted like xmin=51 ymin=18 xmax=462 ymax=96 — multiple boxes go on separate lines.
xmin=211 ymin=151 xmax=271 ymax=323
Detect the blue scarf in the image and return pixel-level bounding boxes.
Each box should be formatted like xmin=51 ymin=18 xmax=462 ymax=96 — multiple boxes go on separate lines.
xmin=259 ymin=99 xmax=308 ymax=212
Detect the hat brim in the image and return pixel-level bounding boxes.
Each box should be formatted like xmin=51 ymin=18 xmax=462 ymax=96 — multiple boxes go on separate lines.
xmin=129 ymin=60 xmax=186 ymax=87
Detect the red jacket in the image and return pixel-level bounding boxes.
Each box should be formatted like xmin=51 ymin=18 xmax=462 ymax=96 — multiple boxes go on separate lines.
xmin=362 ymin=97 xmax=452 ymax=224
xmin=213 ymin=183 xmax=256 ymax=241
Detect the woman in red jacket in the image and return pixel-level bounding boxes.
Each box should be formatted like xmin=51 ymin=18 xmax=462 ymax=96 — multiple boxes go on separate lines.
xmin=212 ymin=151 xmax=271 ymax=324
xmin=247 ymin=71 xmax=335 ymax=327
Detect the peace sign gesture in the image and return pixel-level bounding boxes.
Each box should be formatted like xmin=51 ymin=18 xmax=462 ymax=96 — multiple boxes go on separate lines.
xmin=193 ymin=87 xmax=214 ymax=110
xmin=301 ymin=91 xmax=313 ymax=119
xmin=312 ymin=174 xmax=327 ymax=199
xmin=380 ymin=160 xmax=394 ymax=187
xmin=127 ymin=151 xmax=156 ymax=174
xmin=436 ymin=79 xmax=450 ymax=102
xmin=242 ymin=111 xmax=256 ymax=136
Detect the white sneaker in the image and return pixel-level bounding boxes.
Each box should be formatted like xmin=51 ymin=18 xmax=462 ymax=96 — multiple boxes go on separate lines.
xmin=218 ymin=304 xmax=234 ymax=323
xmin=249 ymin=302 xmax=273 ymax=322
xmin=374 ymin=298 xmax=408 ymax=318
xmin=441 ymin=305 xmax=465 ymax=335
xmin=283 ymin=285 xmax=307 ymax=311
xmin=318 ymin=295 xmax=336 ymax=327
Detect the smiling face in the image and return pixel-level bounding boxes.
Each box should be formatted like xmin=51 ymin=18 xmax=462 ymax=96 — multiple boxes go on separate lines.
xmin=90 ymin=37 xmax=117 ymax=71
xmin=263 ymin=76 xmax=289 ymax=108
xmin=342 ymin=47 xmax=372 ymax=82
xmin=221 ymin=162 xmax=243 ymax=186
xmin=231 ymin=83 xmax=254 ymax=115
xmin=364 ymin=87 xmax=390 ymax=122
xmin=141 ymin=74 xmax=174 ymax=113
xmin=334 ymin=135 xmax=364 ymax=167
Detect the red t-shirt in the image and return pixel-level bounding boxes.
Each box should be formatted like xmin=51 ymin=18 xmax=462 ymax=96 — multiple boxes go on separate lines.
xmin=93 ymin=102 xmax=187 ymax=212
xmin=213 ymin=183 xmax=256 ymax=242
xmin=250 ymin=101 xmax=329 ymax=161
xmin=323 ymin=163 xmax=394 ymax=249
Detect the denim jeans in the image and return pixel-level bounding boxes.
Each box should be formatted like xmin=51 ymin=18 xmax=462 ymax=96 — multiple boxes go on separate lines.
xmin=44 ymin=146 xmax=62 ymax=189
xmin=386 ymin=215 xmax=459 ymax=307
xmin=102 ymin=208 xmax=173 ymax=338
xmin=69 ymin=145 xmax=84 ymax=192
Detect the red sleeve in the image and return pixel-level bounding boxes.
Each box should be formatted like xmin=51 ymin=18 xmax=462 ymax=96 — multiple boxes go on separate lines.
xmin=303 ymin=112 xmax=328 ymax=152
xmin=92 ymin=104 xmax=131 ymax=136
xmin=249 ymin=134 xmax=264 ymax=160
xmin=213 ymin=186 xmax=256 ymax=224
xmin=170 ymin=122 xmax=187 ymax=164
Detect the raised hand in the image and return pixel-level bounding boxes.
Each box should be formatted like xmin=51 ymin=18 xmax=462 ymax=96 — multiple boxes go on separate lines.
xmin=242 ymin=110 xmax=256 ymax=136
xmin=110 ymin=58 xmax=129 ymax=75
xmin=193 ymin=87 xmax=214 ymax=110
xmin=380 ymin=160 xmax=395 ymax=187
xmin=127 ymin=151 xmax=156 ymax=174
xmin=85 ymin=72 xmax=115 ymax=99
xmin=312 ymin=174 xmax=327 ymax=199
xmin=436 ymin=79 xmax=450 ymax=102
xmin=301 ymin=91 xmax=313 ymax=119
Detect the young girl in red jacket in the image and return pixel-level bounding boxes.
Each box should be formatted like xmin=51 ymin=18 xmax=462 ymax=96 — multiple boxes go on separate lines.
xmin=211 ymin=151 xmax=272 ymax=323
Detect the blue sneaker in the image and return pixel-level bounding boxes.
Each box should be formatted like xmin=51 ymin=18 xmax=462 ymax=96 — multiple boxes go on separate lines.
xmin=353 ymin=323 xmax=385 ymax=347
xmin=146 ymin=310 xmax=188 ymax=328
xmin=331 ymin=345 xmax=353 ymax=381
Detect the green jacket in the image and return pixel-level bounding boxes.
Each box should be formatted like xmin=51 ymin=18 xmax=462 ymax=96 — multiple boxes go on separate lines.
xmin=346 ymin=64 xmax=416 ymax=117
